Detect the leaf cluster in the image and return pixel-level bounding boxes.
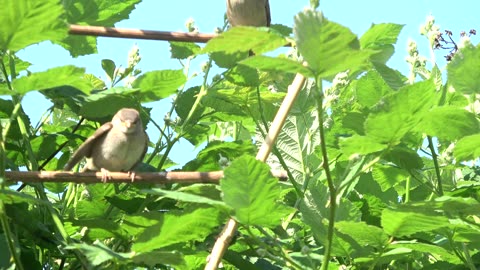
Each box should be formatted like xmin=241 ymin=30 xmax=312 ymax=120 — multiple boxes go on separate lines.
xmin=1 ymin=1 xmax=480 ymax=270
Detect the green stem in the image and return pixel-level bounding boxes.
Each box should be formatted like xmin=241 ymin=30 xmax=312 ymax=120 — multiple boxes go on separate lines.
xmin=462 ymin=242 xmax=476 ymax=270
xmin=405 ymin=176 xmax=411 ymax=203
xmin=427 ymin=136 xmax=443 ymax=196
xmin=0 ymin=200 xmax=25 ymax=270
xmin=245 ymin=226 xmax=303 ymax=270
xmin=315 ymin=80 xmax=336 ymax=270
xmin=181 ymin=59 xmax=213 ymax=130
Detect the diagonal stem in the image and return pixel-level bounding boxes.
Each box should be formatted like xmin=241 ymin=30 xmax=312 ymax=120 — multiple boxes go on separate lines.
xmin=205 ymin=73 xmax=306 ymax=270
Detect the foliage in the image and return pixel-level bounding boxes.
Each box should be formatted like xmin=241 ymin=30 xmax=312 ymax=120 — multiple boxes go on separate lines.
xmin=1 ymin=0 xmax=480 ymax=269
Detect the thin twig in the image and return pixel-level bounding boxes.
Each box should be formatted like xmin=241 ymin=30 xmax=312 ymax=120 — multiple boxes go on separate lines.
xmin=69 ymin=24 xmax=216 ymax=43
xmin=5 ymin=170 xmax=287 ymax=184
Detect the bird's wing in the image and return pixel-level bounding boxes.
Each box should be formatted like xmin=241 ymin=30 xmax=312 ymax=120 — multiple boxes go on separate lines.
xmin=265 ymin=0 xmax=271 ymax=27
xmin=63 ymin=122 xmax=113 ymax=170
xmin=128 ymin=131 xmax=149 ymax=171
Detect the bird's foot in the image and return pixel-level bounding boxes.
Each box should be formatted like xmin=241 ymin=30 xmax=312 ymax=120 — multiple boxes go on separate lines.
xmin=100 ymin=168 xmax=112 ymax=183
xmin=127 ymin=171 xmax=136 ymax=182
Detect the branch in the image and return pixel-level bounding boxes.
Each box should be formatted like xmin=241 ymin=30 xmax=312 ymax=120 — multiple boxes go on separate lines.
xmin=205 ymin=73 xmax=306 ymax=270
xmin=69 ymin=24 xmax=216 ymax=43
xmin=5 ymin=170 xmax=287 ymax=184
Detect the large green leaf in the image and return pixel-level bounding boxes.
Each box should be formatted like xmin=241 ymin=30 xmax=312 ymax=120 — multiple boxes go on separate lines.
xmin=143 ymin=188 xmax=226 ymax=208
xmin=365 ymin=80 xmax=437 ymax=144
xmin=355 ymin=70 xmax=393 ymax=108
xmin=335 ymin=221 xmax=389 ymax=249
xmin=388 ymin=241 xmax=462 ymax=264
xmin=64 ymin=0 xmax=141 ymax=26
xmin=182 ymin=141 xmax=256 ymax=172
xmin=203 ymin=27 xmax=286 ymax=55
xmin=454 ymin=134 xmax=480 ymax=162
xmin=79 ymin=87 xmax=142 ymax=119
xmin=371 ymin=164 xmax=409 ymax=192
xmin=12 ymin=66 xmax=93 ymax=94
xmin=65 ymin=241 xmax=133 ymax=266
xmin=419 ymin=107 xmax=480 ymax=140
xmin=275 ymin=114 xmax=321 ymax=181
xmin=381 ymin=207 xmax=449 ymax=237
xmin=293 ymin=10 xmax=372 ymax=79
xmin=0 ymin=0 xmax=67 ymax=52
xmin=170 ymin=41 xmax=201 ymax=60
xmin=133 ymin=69 xmax=186 ymax=102
xmin=360 ymin=23 xmax=404 ymax=64
xmin=221 ymin=155 xmax=292 ymax=227
xmin=60 ymin=0 xmax=141 ymax=56
xmin=448 ymin=43 xmax=480 ymax=94
xmin=339 ymin=135 xmax=387 ymax=158
xmin=132 ymin=207 xmax=222 ymax=252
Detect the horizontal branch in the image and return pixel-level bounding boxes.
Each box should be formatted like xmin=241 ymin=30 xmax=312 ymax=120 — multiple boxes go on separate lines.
xmin=5 ymin=170 xmax=287 ymax=184
xmin=69 ymin=24 xmax=216 ymax=43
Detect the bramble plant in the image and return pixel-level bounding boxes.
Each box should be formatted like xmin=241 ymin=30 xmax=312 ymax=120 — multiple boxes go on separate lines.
xmin=1 ymin=1 xmax=480 ymax=270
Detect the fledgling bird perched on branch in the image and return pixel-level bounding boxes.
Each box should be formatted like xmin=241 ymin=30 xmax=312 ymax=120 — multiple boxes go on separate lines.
xmin=64 ymin=108 xmax=148 ymax=183
xmin=226 ymin=0 xmax=271 ymax=27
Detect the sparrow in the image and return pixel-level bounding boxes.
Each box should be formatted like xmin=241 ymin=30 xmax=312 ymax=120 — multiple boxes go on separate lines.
xmin=64 ymin=108 xmax=148 ymax=182
xmin=226 ymin=0 xmax=271 ymax=27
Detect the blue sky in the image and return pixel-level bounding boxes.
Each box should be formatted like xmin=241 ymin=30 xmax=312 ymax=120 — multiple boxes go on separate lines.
xmin=17 ymin=0 xmax=480 ymax=166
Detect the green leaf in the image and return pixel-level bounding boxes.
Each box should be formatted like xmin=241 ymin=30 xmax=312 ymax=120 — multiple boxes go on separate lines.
xmin=372 ymin=164 xmax=409 ymax=192
xmin=365 ymin=80 xmax=437 ymax=144
xmin=339 ymin=135 xmax=387 ymax=158
xmin=275 ymin=114 xmax=321 ymax=180
xmin=143 ymin=188 xmax=226 ymax=207
xmin=293 ymin=10 xmax=371 ymax=79
xmin=203 ymin=27 xmax=286 ymax=55
xmin=132 ymin=251 xmax=185 ymax=268
xmin=389 ymin=241 xmax=462 ymax=264
xmin=170 ymin=41 xmax=201 ymax=59
xmin=221 ymin=155 xmax=292 ymax=227
xmin=30 ymin=134 xmax=68 ymax=161
xmin=202 ymin=84 xmax=285 ymax=121
xmin=12 ymin=66 xmax=93 ymax=94
xmin=335 ymin=221 xmax=389 ymax=249
xmin=65 ymin=241 xmax=133 ymax=266
xmin=101 ymin=59 xmax=116 ymax=81
xmin=372 ymin=62 xmax=407 ymax=90
xmin=65 ymin=0 xmax=141 ymax=26
xmin=341 ymin=112 xmax=367 ymax=135
xmin=448 ymin=43 xmax=480 ymax=94
xmin=0 ymin=0 xmax=67 ymax=51
xmin=360 ymin=23 xmax=404 ymax=64
xmin=79 ymin=87 xmax=142 ymax=119
xmin=383 ymin=146 xmax=423 ymax=171
xmin=224 ymin=65 xmax=260 ymax=87
xmin=453 ymin=134 xmax=480 ymax=162
xmin=381 ymin=207 xmax=449 ymax=237
xmin=182 ymin=141 xmax=256 ymax=172
xmin=240 ymin=56 xmax=313 ymax=77
xmin=175 ymin=86 xmax=202 ymax=121
xmin=210 ymin=51 xmax=248 ymax=69
xmin=132 ymin=207 xmax=222 ymax=252
xmin=419 ymin=107 xmax=480 ymax=140
xmin=61 ymin=0 xmax=140 ymax=56
xmin=58 ymin=35 xmax=98 ymax=57
xmin=133 ymin=69 xmax=186 ymax=102
xmin=75 ymin=200 xmax=108 ymax=219
xmin=121 ymin=212 xmax=164 ymax=237
xmin=355 ymin=70 xmax=393 ymax=108
xmin=360 ymin=23 xmax=404 ymax=48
